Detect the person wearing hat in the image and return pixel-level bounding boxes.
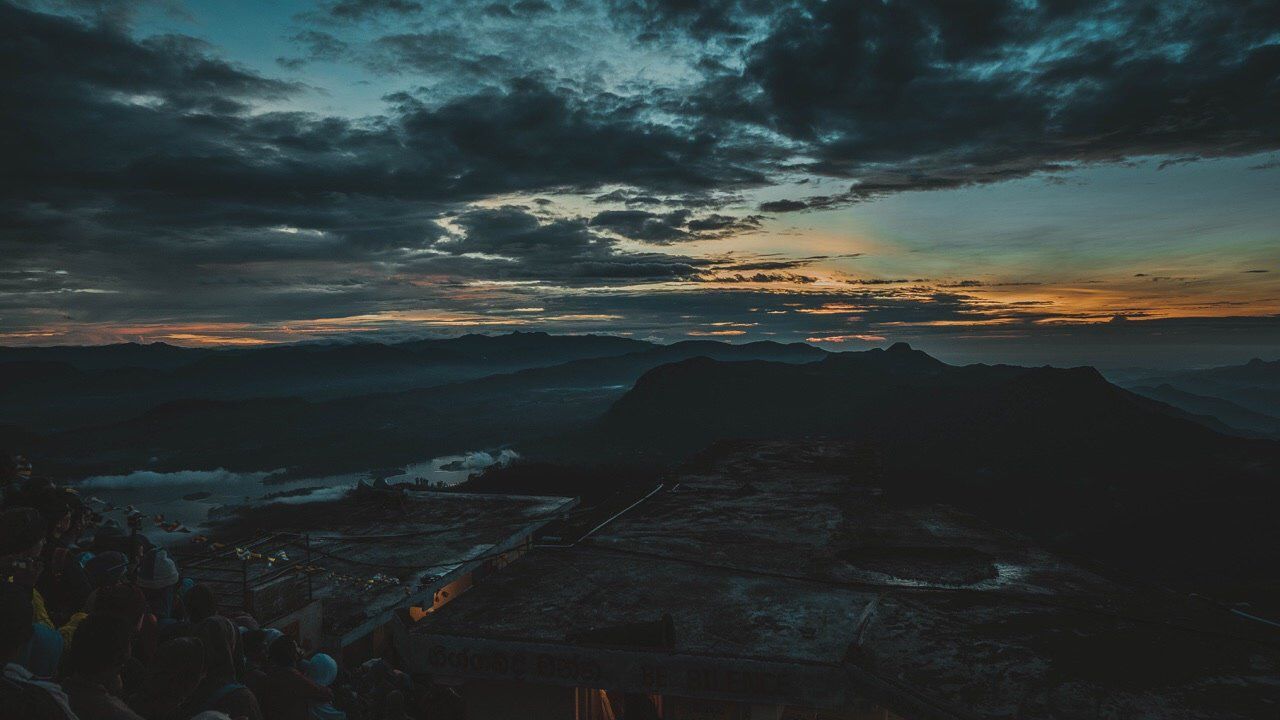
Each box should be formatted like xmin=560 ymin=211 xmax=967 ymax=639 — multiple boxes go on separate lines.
xmin=299 ymin=653 xmax=347 ymax=720
xmin=135 ymin=548 xmax=182 ymax=624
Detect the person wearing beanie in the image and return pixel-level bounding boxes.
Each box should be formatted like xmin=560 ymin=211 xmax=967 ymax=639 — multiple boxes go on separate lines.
xmin=135 ymin=549 xmax=182 ymax=627
xmin=61 ymin=614 xmax=145 ymax=720
xmin=299 ymin=653 xmax=347 ymax=720
xmin=135 ymin=549 xmax=178 ymax=592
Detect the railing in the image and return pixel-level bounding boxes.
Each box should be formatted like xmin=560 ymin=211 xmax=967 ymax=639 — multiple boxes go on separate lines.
xmin=173 ymin=531 xmax=314 ymax=621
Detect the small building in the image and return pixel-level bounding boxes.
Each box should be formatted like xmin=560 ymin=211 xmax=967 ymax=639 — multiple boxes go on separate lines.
xmin=181 ymin=488 xmax=577 ymax=660
xmin=400 ymin=441 xmax=1280 ymax=719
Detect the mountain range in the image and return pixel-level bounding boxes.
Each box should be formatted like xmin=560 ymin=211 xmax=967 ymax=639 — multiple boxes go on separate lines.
xmin=1110 ymin=358 xmax=1280 ymax=438
xmin=0 ymin=334 xmax=824 ymax=477
xmin=0 ymin=332 xmax=653 ymax=432
xmin=596 ymin=343 xmax=1280 ymax=604
xmin=4 ymin=333 xmax=1279 ymax=609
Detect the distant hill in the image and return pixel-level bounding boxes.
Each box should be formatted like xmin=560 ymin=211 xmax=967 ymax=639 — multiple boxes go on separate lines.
xmin=3 ymin=338 xmax=827 ymax=478
xmin=1113 ymin=357 xmax=1280 ymax=432
xmin=0 ymin=341 xmax=209 ymax=370
xmin=0 ymin=332 xmax=660 ymax=431
xmin=599 ymin=343 xmax=1280 ymax=600
xmin=1130 ymin=383 xmax=1280 ymax=438
xmin=398 ymin=331 xmax=650 ymax=365
xmin=11 ymin=337 xmax=1280 ymax=604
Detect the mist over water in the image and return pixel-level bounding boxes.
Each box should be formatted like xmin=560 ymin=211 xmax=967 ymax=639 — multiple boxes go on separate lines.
xmin=380 ymin=449 xmax=519 ymax=486
xmin=78 ymin=468 xmax=279 ymax=489
xmin=77 ymin=449 xmax=518 ymax=543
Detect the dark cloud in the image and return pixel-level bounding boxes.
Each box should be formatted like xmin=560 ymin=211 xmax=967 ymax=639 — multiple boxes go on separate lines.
xmin=696 ymin=273 xmax=817 ymax=284
xmin=681 ymin=0 xmax=1280 ymax=202
xmin=758 ymin=199 xmax=808 ymax=213
xmin=593 ymin=189 xmax=663 ymax=206
xmin=719 ymin=260 xmax=813 ymax=272
xmin=3 ymin=0 xmax=1278 ymax=359
xmin=512 ymin=0 xmax=554 ymax=14
xmin=481 ymin=3 xmax=516 ymax=17
xmin=686 ymin=213 xmax=760 ymax=233
xmin=1 ymin=4 xmax=763 ymax=264
xmin=421 ymin=205 xmax=716 ymax=282
xmin=590 ymin=209 xmax=691 ymax=242
xmin=370 ymin=32 xmax=513 ymax=78
xmin=610 ymin=0 xmax=776 ymax=40
xmin=325 ymin=0 xmax=423 ymax=21
xmin=587 ymin=209 xmax=762 ymax=243
xmin=0 ymin=2 xmax=770 ymax=336
xmin=846 ymin=278 xmax=922 ymax=286
xmin=474 ymin=0 xmax=558 ymax=18
xmin=24 ymin=0 xmax=191 ymax=28
xmin=282 ymin=30 xmax=351 ymax=65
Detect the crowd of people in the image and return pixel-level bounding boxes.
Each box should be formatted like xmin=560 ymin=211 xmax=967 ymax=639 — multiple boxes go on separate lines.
xmin=2 ymin=462 xmax=428 ymax=720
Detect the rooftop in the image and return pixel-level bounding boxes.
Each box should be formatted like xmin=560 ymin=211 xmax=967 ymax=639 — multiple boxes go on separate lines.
xmin=183 ymin=487 xmax=576 ymax=641
xmin=412 ymin=441 xmax=1280 ymax=719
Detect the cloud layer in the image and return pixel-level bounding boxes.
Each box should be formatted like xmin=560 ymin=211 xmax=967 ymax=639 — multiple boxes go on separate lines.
xmin=1 ymin=0 xmax=1278 ymax=361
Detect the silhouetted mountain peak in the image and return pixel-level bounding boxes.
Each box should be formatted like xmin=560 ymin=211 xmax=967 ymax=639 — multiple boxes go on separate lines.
xmin=819 ymin=343 xmax=948 ymax=375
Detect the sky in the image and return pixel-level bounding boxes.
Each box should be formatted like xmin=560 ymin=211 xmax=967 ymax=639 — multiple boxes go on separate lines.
xmin=2 ymin=0 xmax=1279 ymax=366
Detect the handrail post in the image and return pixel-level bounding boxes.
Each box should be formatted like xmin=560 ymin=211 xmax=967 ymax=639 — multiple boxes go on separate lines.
xmin=305 ymin=533 xmax=313 ymax=601
xmin=241 ymin=556 xmax=250 ymax=615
